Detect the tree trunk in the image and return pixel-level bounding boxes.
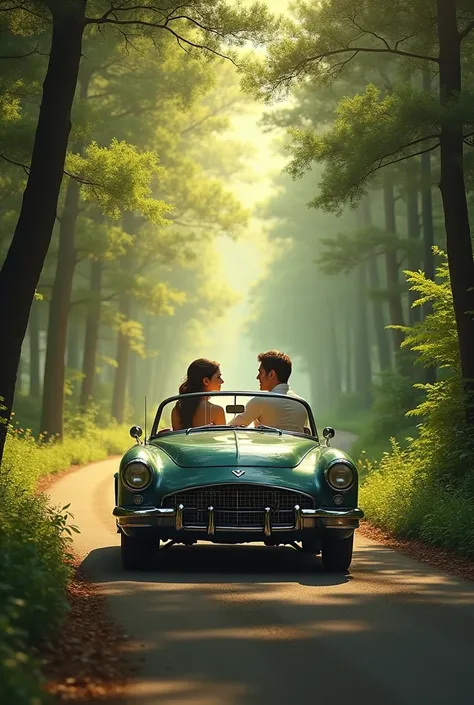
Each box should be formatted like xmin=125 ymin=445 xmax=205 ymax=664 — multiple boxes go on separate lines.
xmin=128 ymin=351 xmax=138 ymax=412
xmin=0 ymin=3 xmax=85 ymax=459
xmin=421 ymin=68 xmax=436 ymax=293
xmin=406 ymin=168 xmax=421 ymax=325
xmin=437 ymin=0 xmax=474 ymax=421
xmin=112 ymin=294 xmax=131 ymax=424
xmin=354 ymin=263 xmax=372 ymax=406
xmin=80 ymin=259 xmax=103 ymax=407
xmin=16 ymin=353 xmax=24 ymax=397
xmin=383 ymin=176 xmax=406 ymax=356
xmin=40 ymin=68 xmax=91 ymax=437
xmin=40 ymin=178 xmax=81 ymax=437
xmin=420 ymin=67 xmax=437 ymax=384
xmin=344 ymin=320 xmax=352 ymax=394
xmin=362 ymin=195 xmax=392 ymax=371
xmin=326 ymin=297 xmax=342 ymax=401
xmin=67 ymin=317 xmax=81 ymax=371
xmin=29 ymin=299 xmax=41 ymax=398
xmin=367 ymin=258 xmax=392 ymax=372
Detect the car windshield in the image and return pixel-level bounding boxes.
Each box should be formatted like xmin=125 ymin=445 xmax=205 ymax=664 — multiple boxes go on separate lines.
xmin=150 ymin=391 xmax=318 ymax=440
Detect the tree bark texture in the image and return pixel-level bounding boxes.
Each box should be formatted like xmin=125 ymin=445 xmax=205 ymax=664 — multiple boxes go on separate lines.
xmin=383 ymin=176 xmax=407 ymax=357
xmin=29 ymin=300 xmax=41 ymax=398
xmin=362 ymin=195 xmax=392 ymax=372
xmin=40 ymin=177 xmax=81 ymax=437
xmin=436 ymin=0 xmax=474 ymax=419
xmin=80 ymin=259 xmax=103 ymax=407
xmin=344 ymin=319 xmax=353 ymax=394
xmin=67 ymin=317 xmax=81 ymax=372
xmin=354 ymin=263 xmax=372 ymax=405
xmin=421 ymin=68 xmax=436 ymax=292
xmin=406 ymin=169 xmax=421 ymax=325
xmin=40 ymin=67 xmax=91 ymax=437
xmin=420 ymin=70 xmax=437 ymax=385
xmin=112 ymin=294 xmax=131 ymax=424
xmin=0 ymin=2 xmax=85 ymax=459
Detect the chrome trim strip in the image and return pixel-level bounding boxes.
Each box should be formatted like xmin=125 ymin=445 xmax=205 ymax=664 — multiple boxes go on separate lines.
xmin=176 ymin=504 xmax=184 ymax=531
xmin=301 ymin=508 xmax=364 ymax=519
xmin=113 ymin=507 xmax=175 ymax=518
xmin=161 ymin=483 xmax=315 ymax=506
xmin=264 ymin=507 xmax=272 ymax=536
xmin=208 ymin=506 xmax=215 ymax=535
xmin=113 ymin=506 xmax=364 ymax=529
xmin=294 ymin=504 xmax=302 ymax=531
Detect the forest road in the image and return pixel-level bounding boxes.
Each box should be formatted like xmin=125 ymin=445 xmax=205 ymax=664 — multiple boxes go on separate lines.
xmin=48 ymin=435 xmax=474 ymax=705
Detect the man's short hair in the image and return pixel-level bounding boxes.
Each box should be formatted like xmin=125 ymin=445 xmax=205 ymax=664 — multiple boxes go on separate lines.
xmin=258 ymin=350 xmax=292 ymax=383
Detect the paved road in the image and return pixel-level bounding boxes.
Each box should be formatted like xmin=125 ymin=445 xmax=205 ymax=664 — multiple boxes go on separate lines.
xmin=49 ymin=449 xmax=474 ymax=705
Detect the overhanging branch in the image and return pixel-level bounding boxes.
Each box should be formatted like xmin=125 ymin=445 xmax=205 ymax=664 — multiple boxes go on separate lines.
xmin=275 ymin=45 xmax=439 ymax=88
xmin=86 ymin=8 xmax=238 ymax=64
xmin=459 ymin=19 xmax=474 ymax=40
xmin=0 ymin=153 xmax=115 ymax=189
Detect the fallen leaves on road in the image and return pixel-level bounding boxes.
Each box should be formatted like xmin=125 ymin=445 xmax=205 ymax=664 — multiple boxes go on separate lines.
xmin=360 ymin=520 xmax=474 ymax=582
xmin=40 ymin=560 xmax=128 ymax=702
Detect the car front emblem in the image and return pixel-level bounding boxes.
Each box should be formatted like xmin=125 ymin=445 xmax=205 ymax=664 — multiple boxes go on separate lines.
xmin=232 ymin=469 xmax=245 ymax=478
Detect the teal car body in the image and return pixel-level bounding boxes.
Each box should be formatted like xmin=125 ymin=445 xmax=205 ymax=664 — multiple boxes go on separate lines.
xmin=113 ymin=391 xmax=364 ymax=571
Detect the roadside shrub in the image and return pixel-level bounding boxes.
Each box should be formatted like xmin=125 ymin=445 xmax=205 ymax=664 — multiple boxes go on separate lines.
xmin=0 ymin=419 xmax=128 ymax=704
xmin=360 ymin=252 xmax=474 ymax=556
xmin=4 ymin=420 xmax=128 ymax=491
xmin=0 ymin=468 xmax=73 ymax=704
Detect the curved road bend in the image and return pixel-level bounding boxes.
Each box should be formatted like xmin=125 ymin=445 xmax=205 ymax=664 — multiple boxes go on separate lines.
xmin=48 ymin=433 xmax=474 ymax=705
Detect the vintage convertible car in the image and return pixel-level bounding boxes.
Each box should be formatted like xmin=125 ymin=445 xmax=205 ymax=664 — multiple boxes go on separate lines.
xmin=113 ymin=391 xmax=364 ymax=572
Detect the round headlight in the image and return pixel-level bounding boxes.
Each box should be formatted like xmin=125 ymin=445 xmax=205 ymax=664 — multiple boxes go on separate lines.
xmin=123 ymin=461 xmax=152 ymax=490
xmin=326 ymin=462 xmax=355 ymax=491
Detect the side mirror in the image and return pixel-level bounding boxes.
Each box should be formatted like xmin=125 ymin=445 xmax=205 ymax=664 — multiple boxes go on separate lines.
xmin=323 ymin=426 xmax=335 ymax=447
xmin=130 ymin=425 xmax=143 ymax=443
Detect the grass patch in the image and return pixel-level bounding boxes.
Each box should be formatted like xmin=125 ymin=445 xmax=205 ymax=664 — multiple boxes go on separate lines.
xmin=0 ymin=422 xmax=129 ymax=704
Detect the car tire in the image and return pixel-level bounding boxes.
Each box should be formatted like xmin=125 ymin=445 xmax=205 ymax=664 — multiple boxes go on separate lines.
xmin=321 ymin=534 xmax=354 ymax=572
xmin=301 ymin=538 xmax=320 ymax=554
xmin=121 ymin=532 xmax=157 ymax=570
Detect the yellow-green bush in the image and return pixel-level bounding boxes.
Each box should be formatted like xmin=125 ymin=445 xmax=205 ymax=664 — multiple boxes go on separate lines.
xmin=0 ymin=422 xmax=129 ymax=704
xmin=3 ymin=422 xmax=128 ymax=491
xmin=359 ymin=252 xmax=474 ymax=557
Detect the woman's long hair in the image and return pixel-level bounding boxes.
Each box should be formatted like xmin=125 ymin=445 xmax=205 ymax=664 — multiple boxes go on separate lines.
xmin=176 ymin=358 xmax=220 ymax=428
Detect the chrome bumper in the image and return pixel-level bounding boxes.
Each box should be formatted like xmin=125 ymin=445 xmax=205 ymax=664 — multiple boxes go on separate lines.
xmin=113 ymin=505 xmax=364 ymax=532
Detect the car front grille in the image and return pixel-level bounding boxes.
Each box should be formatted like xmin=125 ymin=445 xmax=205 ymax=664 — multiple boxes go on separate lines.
xmin=162 ymin=484 xmax=314 ymax=530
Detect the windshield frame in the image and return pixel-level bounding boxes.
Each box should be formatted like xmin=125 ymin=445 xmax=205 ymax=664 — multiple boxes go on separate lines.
xmin=150 ymin=390 xmax=319 ymax=442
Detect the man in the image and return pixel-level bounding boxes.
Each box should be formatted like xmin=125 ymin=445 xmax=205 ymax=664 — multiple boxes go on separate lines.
xmin=229 ymin=350 xmax=308 ymax=433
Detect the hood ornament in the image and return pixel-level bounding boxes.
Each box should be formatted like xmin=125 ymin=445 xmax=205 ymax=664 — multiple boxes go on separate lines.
xmin=232 ymin=469 xmax=245 ymax=478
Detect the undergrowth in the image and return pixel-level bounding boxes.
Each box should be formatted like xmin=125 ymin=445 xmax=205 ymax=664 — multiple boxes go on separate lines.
xmin=359 ymin=251 xmax=474 ymax=557
xmin=0 ymin=414 xmax=128 ymax=704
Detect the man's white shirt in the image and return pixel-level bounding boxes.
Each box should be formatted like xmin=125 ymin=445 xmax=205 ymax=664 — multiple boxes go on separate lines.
xmin=228 ymin=383 xmax=308 ymax=433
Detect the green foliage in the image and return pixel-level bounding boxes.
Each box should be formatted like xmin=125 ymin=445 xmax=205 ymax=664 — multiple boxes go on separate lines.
xmin=317 ymin=224 xmax=418 ymax=274
xmin=399 ymin=250 xmax=459 ymax=371
xmin=0 ymin=419 xmax=129 ymax=704
xmin=360 ymin=252 xmax=474 ymax=553
xmin=286 ymin=84 xmax=443 ymax=212
xmin=67 ymin=139 xmax=173 ymax=222
xmin=4 ymin=417 xmax=128 ymax=492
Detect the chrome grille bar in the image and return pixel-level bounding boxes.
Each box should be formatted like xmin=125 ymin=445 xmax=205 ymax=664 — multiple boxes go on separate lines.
xmin=164 ymin=484 xmax=314 ymax=531
xmin=207 ymin=506 xmax=215 ymax=535
xmin=264 ymin=507 xmax=271 ymax=536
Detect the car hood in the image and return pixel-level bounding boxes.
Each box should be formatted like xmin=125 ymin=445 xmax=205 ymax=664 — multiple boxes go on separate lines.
xmin=151 ymin=429 xmax=317 ymax=468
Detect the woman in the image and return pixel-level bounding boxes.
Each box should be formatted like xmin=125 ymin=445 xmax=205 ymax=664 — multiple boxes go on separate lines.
xmin=171 ymin=358 xmax=226 ymax=430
